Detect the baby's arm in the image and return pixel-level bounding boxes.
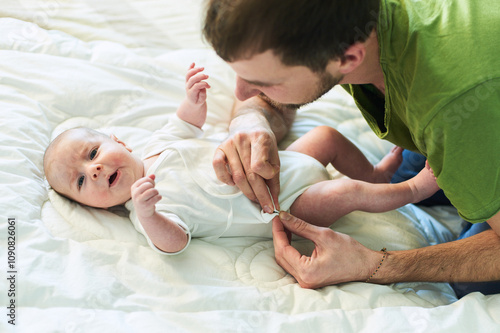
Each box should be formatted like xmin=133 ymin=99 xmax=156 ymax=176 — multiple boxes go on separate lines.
xmin=176 ymin=63 xmax=211 ymax=129
xmin=291 ymin=163 xmax=440 ymax=227
xmin=131 ymin=175 xmax=188 ymax=253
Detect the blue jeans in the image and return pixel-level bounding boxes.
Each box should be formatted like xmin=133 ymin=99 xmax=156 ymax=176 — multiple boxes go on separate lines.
xmin=392 ymin=150 xmax=500 ymax=298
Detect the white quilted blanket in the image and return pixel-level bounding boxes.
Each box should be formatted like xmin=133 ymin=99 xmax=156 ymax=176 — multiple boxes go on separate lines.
xmin=1 ymin=1 xmax=499 ymax=332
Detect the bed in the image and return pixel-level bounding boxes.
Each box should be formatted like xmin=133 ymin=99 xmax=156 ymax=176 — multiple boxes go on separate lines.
xmin=1 ymin=0 xmax=499 ymax=332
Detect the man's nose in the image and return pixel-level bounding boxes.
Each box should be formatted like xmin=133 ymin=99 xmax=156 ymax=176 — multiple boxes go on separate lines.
xmin=234 ymin=76 xmax=261 ymax=101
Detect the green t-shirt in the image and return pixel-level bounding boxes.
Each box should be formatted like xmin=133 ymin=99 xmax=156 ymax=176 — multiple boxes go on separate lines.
xmin=343 ymin=0 xmax=500 ymax=222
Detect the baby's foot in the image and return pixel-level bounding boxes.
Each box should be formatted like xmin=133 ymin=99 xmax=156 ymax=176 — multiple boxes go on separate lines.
xmin=410 ymin=161 xmax=440 ymax=202
xmin=372 ymin=146 xmax=404 ymax=183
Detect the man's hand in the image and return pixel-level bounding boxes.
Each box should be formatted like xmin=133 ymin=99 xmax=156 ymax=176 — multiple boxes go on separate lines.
xmin=272 ymin=212 xmax=381 ymax=288
xmin=213 ymin=98 xmax=288 ymax=213
xmin=131 ymin=174 xmax=161 ymax=219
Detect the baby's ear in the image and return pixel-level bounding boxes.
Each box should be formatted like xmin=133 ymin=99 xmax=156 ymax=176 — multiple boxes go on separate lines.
xmin=110 ymin=134 xmax=133 ymax=152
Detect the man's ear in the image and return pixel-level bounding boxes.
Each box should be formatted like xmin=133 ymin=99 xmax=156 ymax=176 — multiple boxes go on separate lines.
xmin=338 ymin=42 xmax=366 ymax=74
xmin=110 ymin=134 xmax=133 ymax=152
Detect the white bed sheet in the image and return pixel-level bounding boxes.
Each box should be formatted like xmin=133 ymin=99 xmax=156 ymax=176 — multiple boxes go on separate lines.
xmin=1 ymin=1 xmax=499 ymax=332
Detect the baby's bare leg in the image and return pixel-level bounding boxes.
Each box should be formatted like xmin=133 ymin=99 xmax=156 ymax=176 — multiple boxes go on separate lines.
xmin=290 ymin=167 xmax=440 ymax=228
xmin=372 ymin=146 xmax=404 ymax=183
xmin=290 ymin=179 xmax=365 ymax=227
xmin=286 ymin=126 xmax=402 ymax=183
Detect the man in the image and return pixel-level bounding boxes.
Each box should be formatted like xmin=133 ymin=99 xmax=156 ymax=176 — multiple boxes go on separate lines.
xmin=202 ymin=0 xmax=500 ymax=297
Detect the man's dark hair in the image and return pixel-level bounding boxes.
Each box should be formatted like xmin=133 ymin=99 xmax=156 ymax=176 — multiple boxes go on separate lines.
xmin=203 ymin=0 xmax=380 ymax=72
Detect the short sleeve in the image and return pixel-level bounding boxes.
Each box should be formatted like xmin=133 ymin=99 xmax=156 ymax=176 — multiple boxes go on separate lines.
xmin=424 ymin=79 xmax=500 ymax=222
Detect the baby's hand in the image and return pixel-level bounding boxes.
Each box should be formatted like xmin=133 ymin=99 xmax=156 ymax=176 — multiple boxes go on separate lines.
xmin=177 ymin=63 xmax=211 ymax=128
xmin=185 ymin=63 xmax=211 ymax=106
xmin=131 ymin=174 xmax=161 ymax=218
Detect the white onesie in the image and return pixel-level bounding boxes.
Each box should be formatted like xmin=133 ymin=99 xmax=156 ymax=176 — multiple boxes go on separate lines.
xmin=125 ymin=115 xmax=330 ymax=255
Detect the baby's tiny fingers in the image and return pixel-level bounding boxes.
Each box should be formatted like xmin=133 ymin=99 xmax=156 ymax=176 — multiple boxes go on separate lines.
xmin=142 ymin=188 xmax=160 ymax=202
xmin=186 ymin=66 xmax=205 ymax=81
xmin=186 ymin=73 xmax=209 ymax=90
xmin=132 ymin=175 xmax=155 ymax=189
xmin=148 ymin=193 xmax=162 ymax=205
xmin=135 ymin=181 xmax=156 ymax=196
xmin=194 ymin=81 xmax=211 ymax=90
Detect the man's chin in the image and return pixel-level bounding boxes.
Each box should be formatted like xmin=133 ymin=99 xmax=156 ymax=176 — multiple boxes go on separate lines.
xmin=258 ymin=94 xmax=309 ymax=111
xmin=258 ymin=76 xmax=341 ymax=111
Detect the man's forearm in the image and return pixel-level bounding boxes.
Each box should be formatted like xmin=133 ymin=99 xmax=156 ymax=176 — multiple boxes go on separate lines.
xmin=372 ymin=229 xmax=500 ymax=283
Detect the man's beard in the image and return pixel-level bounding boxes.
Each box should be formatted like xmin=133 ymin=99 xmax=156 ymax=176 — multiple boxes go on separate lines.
xmin=260 ymin=71 xmax=344 ymax=111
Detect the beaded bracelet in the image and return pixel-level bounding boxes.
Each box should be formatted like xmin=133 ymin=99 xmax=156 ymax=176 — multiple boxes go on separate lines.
xmin=365 ymin=248 xmax=388 ymax=283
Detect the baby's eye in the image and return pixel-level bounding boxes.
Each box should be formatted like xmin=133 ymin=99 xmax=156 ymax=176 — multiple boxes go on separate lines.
xmin=89 ymin=148 xmax=97 ymax=160
xmin=78 ymin=176 xmax=84 ymax=189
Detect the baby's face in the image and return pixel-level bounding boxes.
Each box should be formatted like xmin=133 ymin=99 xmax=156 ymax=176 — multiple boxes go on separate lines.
xmin=46 ymin=129 xmax=144 ymax=208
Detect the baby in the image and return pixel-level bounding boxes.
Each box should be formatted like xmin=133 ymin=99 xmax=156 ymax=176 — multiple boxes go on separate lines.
xmin=44 ymin=64 xmax=439 ymax=255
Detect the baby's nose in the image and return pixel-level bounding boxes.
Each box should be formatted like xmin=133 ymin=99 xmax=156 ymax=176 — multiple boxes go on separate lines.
xmin=90 ymin=164 xmax=103 ymax=180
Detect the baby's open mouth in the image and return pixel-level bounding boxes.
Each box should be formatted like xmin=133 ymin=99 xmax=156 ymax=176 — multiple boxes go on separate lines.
xmin=109 ymin=171 xmax=118 ymax=186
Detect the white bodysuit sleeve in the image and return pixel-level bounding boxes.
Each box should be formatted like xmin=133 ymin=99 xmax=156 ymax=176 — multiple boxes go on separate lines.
xmin=142 ymin=114 xmax=204 ymax=159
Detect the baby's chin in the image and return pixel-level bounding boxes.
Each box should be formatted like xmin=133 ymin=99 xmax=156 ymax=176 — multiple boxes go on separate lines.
xmin=102 ymin=197 xmax=132 ymax=209
xmin=82 ymin=194 xmax=132 ymax=209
